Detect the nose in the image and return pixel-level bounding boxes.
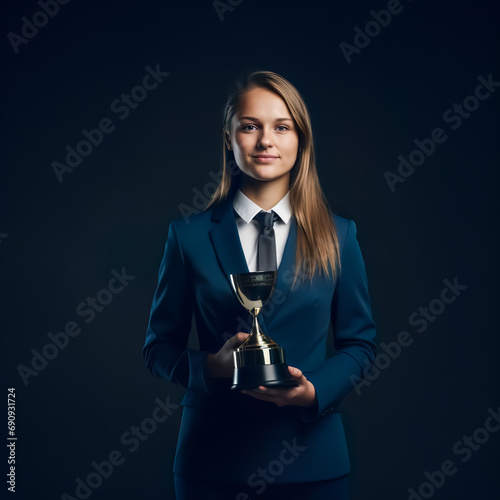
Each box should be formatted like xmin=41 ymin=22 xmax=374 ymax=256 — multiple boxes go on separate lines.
xmin=257 ymin=127 xmax=274 ymax=149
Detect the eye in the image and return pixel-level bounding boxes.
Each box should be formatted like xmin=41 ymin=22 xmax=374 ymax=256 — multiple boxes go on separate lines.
xmin=242 ymin=124 xmax=257 ymax=131
xmin=276 ymin=125 xmax=289 ymax=132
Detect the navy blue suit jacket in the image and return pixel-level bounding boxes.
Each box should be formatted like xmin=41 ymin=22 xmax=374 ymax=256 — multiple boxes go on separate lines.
xmin=143 ymin=191 xmax=377 ymax=484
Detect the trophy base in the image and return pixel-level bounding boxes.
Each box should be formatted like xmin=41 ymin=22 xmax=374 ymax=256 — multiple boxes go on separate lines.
xmin=231 ymin=362 xmax=298 ymax=390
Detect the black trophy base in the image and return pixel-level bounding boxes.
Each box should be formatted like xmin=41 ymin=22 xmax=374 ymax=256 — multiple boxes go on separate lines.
xmin=231 ymin=362 xmax=299 ymax=390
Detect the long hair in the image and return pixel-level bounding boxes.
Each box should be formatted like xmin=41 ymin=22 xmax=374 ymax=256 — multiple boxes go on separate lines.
xmin=206 ymin=70 xmax=340 ymax=286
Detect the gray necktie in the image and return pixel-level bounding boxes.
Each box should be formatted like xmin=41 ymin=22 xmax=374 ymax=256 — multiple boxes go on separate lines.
xmin=254 ymin=210 xmax=280 ymax=271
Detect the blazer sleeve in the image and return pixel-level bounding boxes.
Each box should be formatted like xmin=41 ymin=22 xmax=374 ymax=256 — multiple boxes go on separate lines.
xmin=142 ymin=220 xmax=211 ymax=394
xmin=301 ymin=219 xmax=377 ymax=423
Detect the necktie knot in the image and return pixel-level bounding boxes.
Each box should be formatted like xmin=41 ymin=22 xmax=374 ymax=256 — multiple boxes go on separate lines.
xmin=254 ymin=210 xmax=279 ymax=232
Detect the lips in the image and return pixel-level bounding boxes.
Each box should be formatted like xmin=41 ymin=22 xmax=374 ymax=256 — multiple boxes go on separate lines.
xmin=251 ymin=154 xmax=279 ymax=163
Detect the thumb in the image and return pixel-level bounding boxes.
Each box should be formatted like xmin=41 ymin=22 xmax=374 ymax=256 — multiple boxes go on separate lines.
xmin=232 ymin=332 xmax=250 ymax=345
xmin=288 ymin=366 xmax=303 ymax=379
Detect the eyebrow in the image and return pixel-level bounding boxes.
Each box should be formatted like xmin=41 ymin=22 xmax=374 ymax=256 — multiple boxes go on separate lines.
xmin=239 ymin=116 xmax=293 ymax=122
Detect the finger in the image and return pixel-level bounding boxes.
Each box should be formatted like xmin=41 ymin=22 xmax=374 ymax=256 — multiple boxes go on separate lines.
xmin=288 ymin=366 xmax=305 ymax=380
xmin=255 ymin=386 xmax=285 ymax=396
xmin=249 ymin=385 xmax=287 ymax=395
xmin=241 ymin=386 xmax=268 ymax=395
xmin=226 ymin=332 xmax=248 ymax=349
xmin=244 ymin=386 xmax=297 ymax=399
xmin=241 ymin=390 xmax=277 ymax=402
xmin=233 ymin=332 xmax=250 ymax=344
xmin=241 ymin=387 xmax=276 ymax=396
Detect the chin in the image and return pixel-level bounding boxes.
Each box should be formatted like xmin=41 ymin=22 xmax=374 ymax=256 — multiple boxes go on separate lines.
xmin=250 ymin=172 xmax=283 ymax=183
xmin=244 ymin=166 xmax=288 ymax=182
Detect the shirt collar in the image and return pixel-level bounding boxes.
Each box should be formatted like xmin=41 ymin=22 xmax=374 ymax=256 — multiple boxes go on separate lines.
xmin=233 ymin=188 xmax=292 ymax=224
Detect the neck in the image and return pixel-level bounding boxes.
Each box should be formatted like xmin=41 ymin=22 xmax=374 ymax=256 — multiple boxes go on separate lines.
xmin=239 ymin=173 xmax=289 ymax=211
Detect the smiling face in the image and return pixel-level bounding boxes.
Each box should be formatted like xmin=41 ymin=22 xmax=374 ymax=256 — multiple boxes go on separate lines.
xmin=227 ymin=87 xmax=300 ymax=185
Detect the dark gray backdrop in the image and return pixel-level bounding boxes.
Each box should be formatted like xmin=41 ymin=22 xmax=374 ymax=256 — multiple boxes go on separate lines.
xmin=2 ymin=0 xmax=499 ymax=499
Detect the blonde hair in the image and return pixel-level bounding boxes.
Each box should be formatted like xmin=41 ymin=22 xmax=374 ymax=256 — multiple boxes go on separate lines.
xmin=206 ymin=70 xmax=340 ymax=286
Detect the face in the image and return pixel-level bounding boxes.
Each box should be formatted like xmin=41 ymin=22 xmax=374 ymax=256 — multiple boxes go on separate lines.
xmin=228 ymin=87 xmax=299 ymax=184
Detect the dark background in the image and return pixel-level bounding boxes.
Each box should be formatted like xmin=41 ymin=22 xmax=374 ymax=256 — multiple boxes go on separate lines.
xmin=2 ymin=0 xmax=499 ymax=499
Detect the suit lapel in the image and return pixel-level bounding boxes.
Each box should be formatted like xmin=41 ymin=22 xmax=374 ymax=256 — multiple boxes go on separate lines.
xmin=209 ymin=195 xmax=249 ymax=291
xmin=260 ymin=216 xmax=297 ymax=330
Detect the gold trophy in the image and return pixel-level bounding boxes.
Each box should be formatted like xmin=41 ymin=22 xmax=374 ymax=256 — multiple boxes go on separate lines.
xmin=229 ymin=271 xmax=298 ymax=390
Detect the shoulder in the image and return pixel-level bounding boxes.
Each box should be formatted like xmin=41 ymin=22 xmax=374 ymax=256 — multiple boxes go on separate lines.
xmin=170 ymin=207 xmax=215 ymax=233
xmin=165 ymin=203 xmax=223 ymax=247
xmin=332 ymin=213 xmax=361 ymax=263
xmin=332 ymin=213 xmax=357 ymax=241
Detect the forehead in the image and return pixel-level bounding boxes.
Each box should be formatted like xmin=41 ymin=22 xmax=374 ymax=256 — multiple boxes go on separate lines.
xmin=235 ymin=87 xmax=291 ymax=119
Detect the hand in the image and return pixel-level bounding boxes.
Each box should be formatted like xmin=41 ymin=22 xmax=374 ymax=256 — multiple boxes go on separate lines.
xmin=241 ymin=366 xmax=317 ymax=408
xmin=205 ymin=332 xmax=249 ymax=378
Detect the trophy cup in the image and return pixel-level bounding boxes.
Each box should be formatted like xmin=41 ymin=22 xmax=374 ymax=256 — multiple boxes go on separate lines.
xmin=229 ymin=271 xmax=298 ymax=390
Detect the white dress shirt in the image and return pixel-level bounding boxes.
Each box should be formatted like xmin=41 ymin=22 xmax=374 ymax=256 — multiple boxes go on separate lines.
xmin=232 ymin=189 xmax=292 ymax=272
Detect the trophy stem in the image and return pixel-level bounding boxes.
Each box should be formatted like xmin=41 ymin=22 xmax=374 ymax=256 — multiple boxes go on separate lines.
xmin=238 ymin=309 xmax=278 ymax=349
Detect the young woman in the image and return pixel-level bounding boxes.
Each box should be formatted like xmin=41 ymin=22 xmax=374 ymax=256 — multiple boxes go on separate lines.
xmin=143 ymin=70 xmax=377 ymax=499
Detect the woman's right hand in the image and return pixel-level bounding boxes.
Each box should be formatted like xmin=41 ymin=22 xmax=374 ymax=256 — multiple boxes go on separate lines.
xmin=205 ymin=332 xmax=249 ymax=378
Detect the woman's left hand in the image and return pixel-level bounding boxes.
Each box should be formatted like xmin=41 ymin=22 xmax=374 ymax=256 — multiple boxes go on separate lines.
xmin=240 ymin=366 xmax=317 ymax=408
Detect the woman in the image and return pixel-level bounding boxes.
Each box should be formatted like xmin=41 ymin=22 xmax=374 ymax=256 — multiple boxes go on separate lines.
xmin=143 ymin=70 xmax=377 ymax=499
